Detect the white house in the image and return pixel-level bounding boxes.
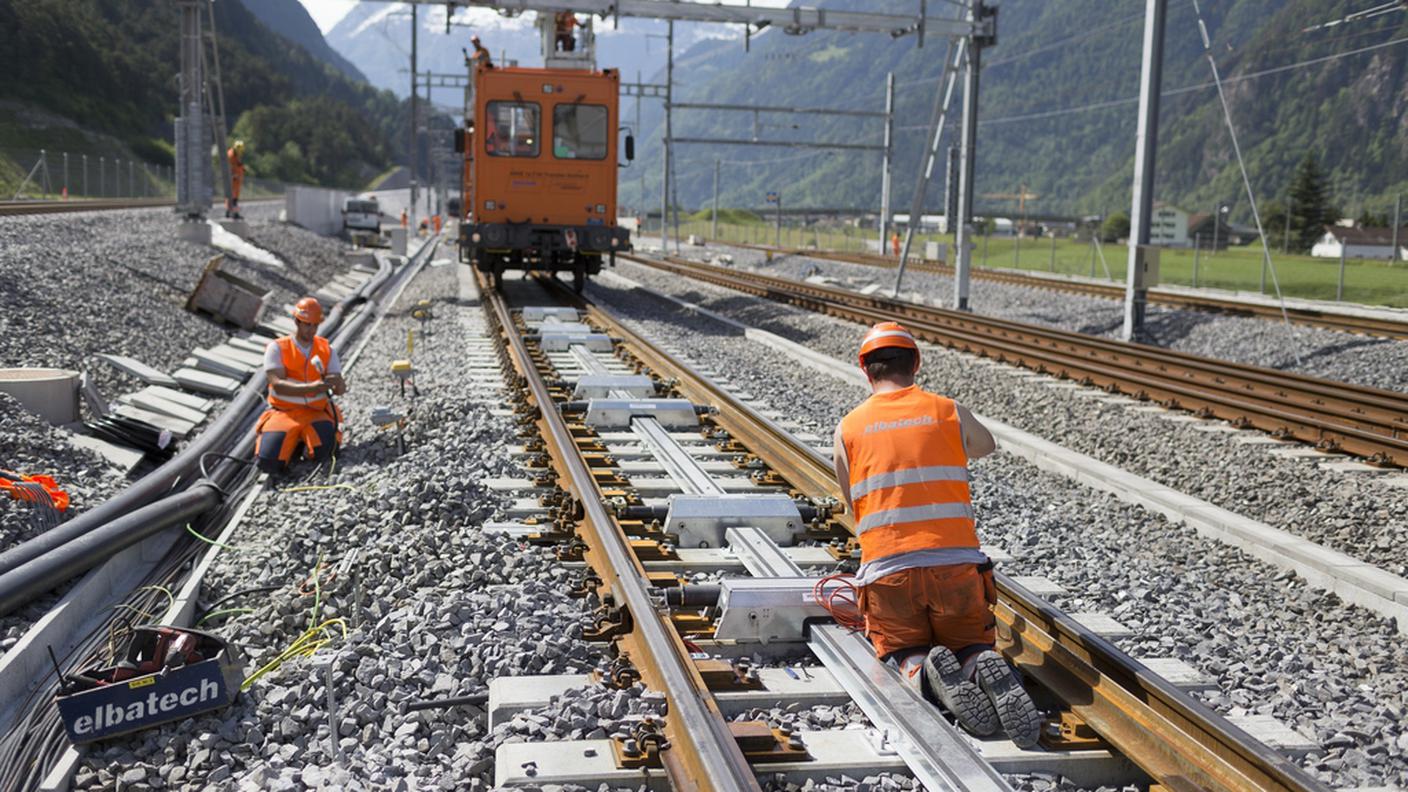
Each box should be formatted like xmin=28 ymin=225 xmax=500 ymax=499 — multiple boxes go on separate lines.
xmin=1149 ymin=204 xmax=1189 ymax=247
xmin=1310 ymin=226 xmax=1407 ymax=260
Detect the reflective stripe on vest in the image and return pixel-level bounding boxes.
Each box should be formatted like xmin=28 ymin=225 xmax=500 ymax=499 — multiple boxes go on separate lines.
xmin=839 ymin=386 xmax=979 ymax=564
xmin=267 ymin=336 xmax=331 ymax=411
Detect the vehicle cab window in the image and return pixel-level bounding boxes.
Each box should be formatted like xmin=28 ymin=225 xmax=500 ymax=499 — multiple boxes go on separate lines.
xmin=552 ymin=104 xmax=608 ymax=160
xmin=485 ymin=101 xmax=540 ymax=157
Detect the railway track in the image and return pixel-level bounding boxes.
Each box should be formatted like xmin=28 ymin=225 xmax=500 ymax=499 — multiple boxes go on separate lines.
xmin=0 ymin=198 xmax=281 ymax=217
xmin=629 ymin=254 xmax=1408 ymax=468
xmin=481 ymin=270 xmax=1330 ymax=790
xmin=722 ymin=241 xmax=1408 ymax=340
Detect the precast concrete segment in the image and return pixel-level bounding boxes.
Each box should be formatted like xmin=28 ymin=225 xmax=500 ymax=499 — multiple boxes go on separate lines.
xmin=603 ymin=268 xmax=1408 ymax=633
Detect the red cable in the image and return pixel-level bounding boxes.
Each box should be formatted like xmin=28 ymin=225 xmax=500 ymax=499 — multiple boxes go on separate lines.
xmin=813 ymin=573 xmax=865 ymax=632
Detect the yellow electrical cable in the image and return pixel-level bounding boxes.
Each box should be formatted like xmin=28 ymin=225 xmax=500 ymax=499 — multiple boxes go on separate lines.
xmin=240 ymin=618 xmax=347 ymax=691
xmin=186 ymin=522 xmax=235 ymax=550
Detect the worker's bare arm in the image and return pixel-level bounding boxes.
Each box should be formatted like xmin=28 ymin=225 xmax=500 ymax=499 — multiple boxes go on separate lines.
xmin=832 ymin=424 xmax=854 ymax=513
xmin=956 ymin=404 xmax=996 ymax=459
xmin=266 ymin=372 xmax=329 ymax=397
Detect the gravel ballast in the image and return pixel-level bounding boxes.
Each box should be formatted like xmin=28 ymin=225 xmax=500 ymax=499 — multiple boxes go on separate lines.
xmin=610 ymin=257 xmax=1408 ymax=577
xmin=696 ymin=243 xmax=1408 ymax=395
xmin=585 ymin=265 xmax=1408 ymax=790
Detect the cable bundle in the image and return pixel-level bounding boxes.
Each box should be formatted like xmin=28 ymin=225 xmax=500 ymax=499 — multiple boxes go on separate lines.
xmin=812 ymin=573 xmax=865 ymax=632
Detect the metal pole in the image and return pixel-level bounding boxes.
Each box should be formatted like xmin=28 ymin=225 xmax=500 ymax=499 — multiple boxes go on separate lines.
xmin=99 ymin=156 xmax=105 ymax=197
xmin=662 ymin=21 xmax=674 ymax=252
xmin=1393 ymin=194 xmax=1402 ymax=263
xmin=1193 ymin=234 xmax=1200 ymax=287
xmin=129 ymin=160 xmax=134 ymax=198
xmin=82 ymin=155 xmax=87 ymax=197
xmin=636 ymin=70 xmax=644 ymax=218
xmin=1211 ymin=202 xmax=1219 ymax=255
xmin=409 ymin=3 xmax=418 ymax=232
xmin=62 ymin=152 xmax=68 ymax=198
xmin=1337 ymin=244 xmax=1346 ymax=301
xmin=952 ymin=6 xmax=982 ymax=311
xmin=982 ymin=228 xmax=988 ymax=265
xmin=1089 ymin=234 xmax=1096 ymax=278
xmin=1282 ymin=197 xmax=1292 ymax=254
xmin=712 ymin=159 xmax=720 ymax=239
xmin=1013 ymin=228 xmax=1020 ymax=268
xmin=1121 ymin=0 xmax=1167 ymax=341
xmin=1049 ymin=231 xmax=1056 ymax=272
xmin=775 ymin=193 xmax=782 ymax=248
xmin=878 ymin=71 xmax=895 ymax=252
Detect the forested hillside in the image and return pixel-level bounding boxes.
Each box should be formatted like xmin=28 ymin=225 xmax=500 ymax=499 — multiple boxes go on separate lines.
xmin=624 ymin=0 xmax=1408 ymax=222
xmin=0 ymin=0 xmax=404 ymax=189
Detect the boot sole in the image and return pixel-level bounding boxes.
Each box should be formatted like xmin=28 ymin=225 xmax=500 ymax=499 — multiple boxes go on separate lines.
xmin=974 ymin=651 xmax=1043 ymax=749
xmin=924 ymin=647 xmax=1000 ymax=737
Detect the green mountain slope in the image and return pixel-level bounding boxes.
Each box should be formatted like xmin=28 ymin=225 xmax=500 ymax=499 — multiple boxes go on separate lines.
xmin=238 ymin=0 xmax=367 ymax=83
xmin=625 ymin=0 xmax=1408 ymax=222
xmin=0 ymin=0 xmax=404 ymax=189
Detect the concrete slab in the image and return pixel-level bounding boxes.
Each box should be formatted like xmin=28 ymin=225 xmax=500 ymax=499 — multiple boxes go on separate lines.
xmin=1069 ymin=612 xmax=1135 ymax=640
xmin=489 ymin=674 xmax=591 ymax=729
xmin=226 ymin=336 xmax=268 ymax=354
xmin=483 ymin=477 xmax=551 ymax=493
xmin=1233 ymin=435 xmax=1291 ymax=446
xmin=1225 ymin=714 xmax=1318 ymax=758
xmin=113 ymin=404 xmax=195 ymax=437
xmin=1317 ymin=460 xmax=1393 ymax=475
xmin=212 ymin=343 xmax=265 ymax=369
xmin=1267 ymin=446 xmax=1345 ymax=460
xmin=1008 ymin=576 xmax=1067 ymax=598
xmin=1189 ymin=423 xmax=1240 ymax=433
xmin=504 ymin=499 xmax=552 ymax=520
xmin=141 ymin=386 xmax=215 ymax=413
xmin=1377 ymin=475 xmax=1408 ymax=490
xmin=121 ymin=391 xmax=207 ymax=425
xmin=1156 ymin=413 xmax=1203 ymax=424
xmin=65 ymin=432 xmax=144 ymax=472
xmin=171 ymin=368 xmax=242 ymax=397
xmin=95 ymin=354 xmax=179 ymax=388
xmin=191 ymin=347 xmax=256 ymax=379
xmin=1136 ymin=657 xmax=1216 ymax=693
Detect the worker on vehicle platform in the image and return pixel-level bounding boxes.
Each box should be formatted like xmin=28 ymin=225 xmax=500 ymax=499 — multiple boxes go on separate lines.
xmin=554 ymin=11 xmax=579 ymax=52
xmin=833 ymin=321 xmax=1040 ymax=747
xmin=254 ymin=297 xmax=346 ymax=473
xmin=226 ymin=140 xmax=246 ymax=219
xmin=400 ymin=209 xmax=408 ymax=229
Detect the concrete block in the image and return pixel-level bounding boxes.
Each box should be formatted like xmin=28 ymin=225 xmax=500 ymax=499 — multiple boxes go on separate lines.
xmin=1233 ymin=434 xmax=1290 ymax=445
xmin=171 ymin=368 xmax=241 ymax=397
xmin=1317 ymin=460 xmax=1393 ymax=474
xmin=1268 ymin=446 xmax=1345 ymax=460
xmin=1008 ymin=576 xmax=1067 ymax=598
xmin=488 ymin=674 xmax=591 ymax=729
xmin=504 ymin=499 xmax=552 ymax=520
xmin=1225 ymin=714 xmax=1317 ymax=758
xmin=1069 ymin=612 xmax=1135 ymax=640
xmin=96 ymin=354 xmax=180 ymax=388
xmin=1136 ymin=657 xmax=1216 ymax=692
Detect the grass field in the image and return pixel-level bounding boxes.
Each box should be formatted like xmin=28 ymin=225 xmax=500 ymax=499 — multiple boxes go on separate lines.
xmin=672 ymin=219 xmax=1408 ymax=309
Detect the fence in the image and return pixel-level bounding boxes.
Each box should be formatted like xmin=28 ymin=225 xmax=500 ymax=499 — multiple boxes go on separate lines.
xmin=1 ymin=148 xmax=286 ymax=202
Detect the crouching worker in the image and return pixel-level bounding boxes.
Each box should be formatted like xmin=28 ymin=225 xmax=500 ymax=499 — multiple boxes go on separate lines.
xmin=254 ymin=297 xmax=346 ymax=473
xmin=833 ymin=322 xmax=1040 ymax=747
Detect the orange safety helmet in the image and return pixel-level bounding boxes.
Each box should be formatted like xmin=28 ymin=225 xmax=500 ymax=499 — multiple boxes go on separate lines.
xmin=857 ymin=321 xmax=920 ymax=369
xmin=292 ymin=297 xmax=324 ymax=325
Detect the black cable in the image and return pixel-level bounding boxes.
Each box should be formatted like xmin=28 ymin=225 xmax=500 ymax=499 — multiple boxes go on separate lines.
xmin=195 ymin=584 xmax=282 ymax=624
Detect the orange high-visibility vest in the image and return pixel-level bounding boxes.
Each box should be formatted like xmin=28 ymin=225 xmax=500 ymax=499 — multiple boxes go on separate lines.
xmin=267 ymin=336 xmax=332 ymax=411
xmin=839 ymin=385 xmax=978 ymax=564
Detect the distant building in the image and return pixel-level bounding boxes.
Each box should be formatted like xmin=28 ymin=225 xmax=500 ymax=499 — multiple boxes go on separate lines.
xmin=891 ymin=213 xmax=947 ymax=233
xmin=1311 ymin=226 xmax=1407 ymax=260
xmin=1149 ymin=204 xmax=1189 ymax=247
xmin=1186 ymin=212 xmax=1258 ymax=249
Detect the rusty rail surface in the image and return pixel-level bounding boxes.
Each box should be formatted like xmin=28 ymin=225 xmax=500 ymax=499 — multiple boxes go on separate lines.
xmin=719 ymin=241 xmax=1408 ymax=340
xmin=575 ymin=275 xmax=1330 ymax=792
xmin=628 ymin=254 xmax=1408 ymax=468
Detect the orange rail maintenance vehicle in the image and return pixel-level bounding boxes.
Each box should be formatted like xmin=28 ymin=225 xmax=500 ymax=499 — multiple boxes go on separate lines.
xmin=457 ymin=58 xmax=633 ymax=292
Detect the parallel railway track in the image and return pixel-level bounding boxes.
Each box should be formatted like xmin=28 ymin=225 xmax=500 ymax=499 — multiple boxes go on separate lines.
xmin=483 ymin=270 xmax=1330 ymax=791
xmin=629 ymin=254 xmax=1408 ymax=468
xmin=0 ymin=197 xmax=280 ymax=217
xmin=723 ymin=241 xmax=1408 ymax=340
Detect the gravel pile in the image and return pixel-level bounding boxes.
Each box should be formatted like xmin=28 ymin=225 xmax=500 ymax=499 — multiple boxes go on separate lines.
xmin=0 ymin=205 xmax=355 ymax=401
xmin=608 ymin=260 xmax=1408 ymax=577
xmin=585 ymin=266 xmax=1408 ymax=790
xmin=700 ymin=244 xmax=1408 ymax=395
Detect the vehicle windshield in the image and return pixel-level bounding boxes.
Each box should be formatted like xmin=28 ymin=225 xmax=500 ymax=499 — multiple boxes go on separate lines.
xmin=486 ymin=102 xmax=541 ymax=157
xmin=552 ymin=104 xmax=608 ymax=160
xmin=347 ymin=200 xmax=378 ymax=214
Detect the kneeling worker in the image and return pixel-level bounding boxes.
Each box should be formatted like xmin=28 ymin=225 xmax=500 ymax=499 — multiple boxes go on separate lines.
xmin=255 ymin=297 xmax=346 ymax=472
xmin=833 ymin=322 xmax=1040 ymax=746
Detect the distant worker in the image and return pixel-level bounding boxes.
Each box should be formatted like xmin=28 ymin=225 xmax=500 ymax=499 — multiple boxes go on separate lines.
xmin=226 ymin=140 xmax=246 ymax=219
xmin=465 ymin=35 xmax=493 ymax=69
xmin=254 ymin=298 xmax=346 ymax=473
xmin=890 ymin=231 xmax=901 ymax=258
xmin=432 ymin=214 xmax=443 ymax=235
xmin=400 ymin=209 xmax=408 ymax=229
xmin=554 ymin=11 xmax=578 ymax=52
xmin=833 ymin=322 xmax=1040 ymax=747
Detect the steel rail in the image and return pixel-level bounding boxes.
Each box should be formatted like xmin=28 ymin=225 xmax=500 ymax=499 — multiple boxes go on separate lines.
xmin=630 ymin=255 xmax=1408 ymax=467
xmin=727 ymin=241 xmax=1408 ymax=340
xmin=482 ymin=274 xmax=761 ymax=792
xmin=572 ymin=287 xmax=1329 ymax=792
xmin=0 ymin=197 xmax=282 ymax=217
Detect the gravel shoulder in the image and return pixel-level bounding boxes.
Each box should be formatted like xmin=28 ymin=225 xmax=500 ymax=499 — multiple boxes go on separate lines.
xmin=613 ymin=257 xmax=1408 ymax=577
xmin=587 ymin=263 xmax=1408 ymax=790
xmin=693 ymin=242 xmax=1408 ymax=395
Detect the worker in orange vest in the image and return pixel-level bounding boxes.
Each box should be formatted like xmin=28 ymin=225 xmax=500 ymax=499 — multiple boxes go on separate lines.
xmin=254 ymin=297 xmax=346 ymax=473
xmin=554 ymin=11 xmax=578 ymax=52
xmin=432 ymin=214 xmax=442 ymax=235
xmin=890 ymin=230 xmax=901 ymax=258
xmin=400 ymin=209 xmax=408 ymax=229
xmin=226 ymin=140 xmax=246 ymax=219
xmin=833 ymin=322 xmax=1040 ymax=747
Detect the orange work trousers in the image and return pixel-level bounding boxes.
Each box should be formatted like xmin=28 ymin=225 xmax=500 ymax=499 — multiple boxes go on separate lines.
xmin=859 ymin=563 xmax=996 ymax=659
xmin=253 ymin=405 xmax=341 ymax=472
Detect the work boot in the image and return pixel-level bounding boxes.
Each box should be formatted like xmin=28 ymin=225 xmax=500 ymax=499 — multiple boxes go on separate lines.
xmin=972 ymin=650 xmax=1042 ymax=748
xmin=923 ymin=646 xmax=999 ymax=737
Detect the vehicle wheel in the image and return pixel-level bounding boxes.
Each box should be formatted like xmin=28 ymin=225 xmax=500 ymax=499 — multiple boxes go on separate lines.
xmin=573 ymin=264 xmax=586 ymax=294
xmin=492 ymin=261 xmax=504 ymax=291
